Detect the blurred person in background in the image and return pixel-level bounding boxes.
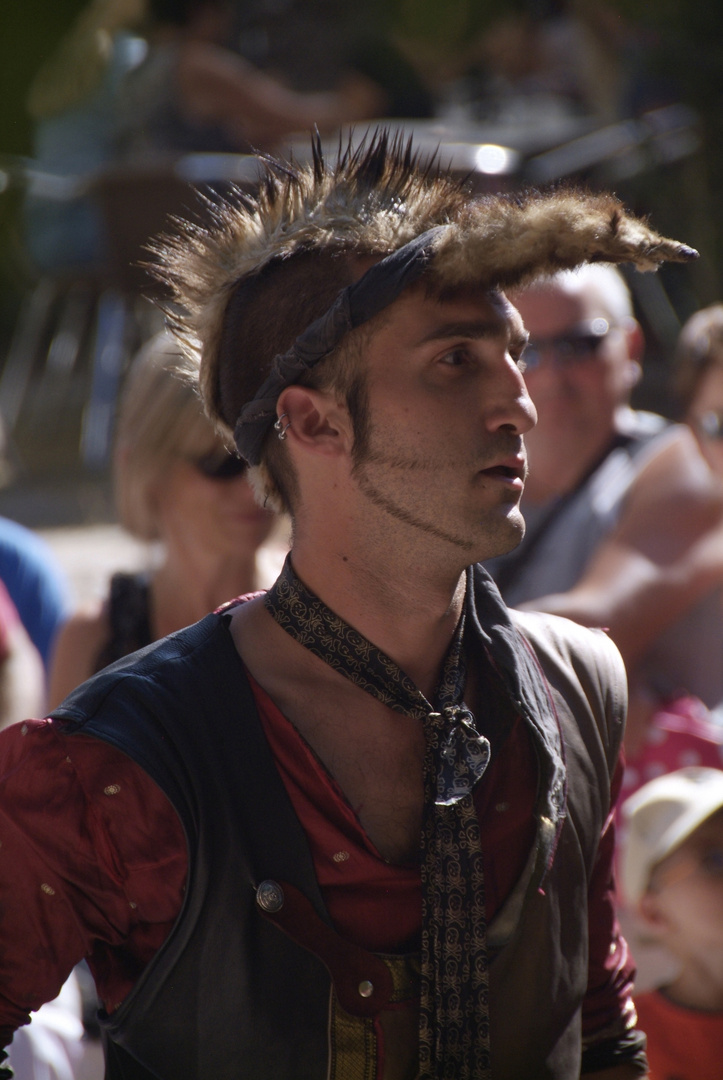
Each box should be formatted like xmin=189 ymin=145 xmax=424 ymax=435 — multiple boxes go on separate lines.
xmin=676 ymin=303 xmax=723 ymax=486
xmin=49 ymin=331 xmax=285 ymax=707
xmin=0 ymin=516 xmax=72 ymax=677
xmin=620 ymin=767 xmax=723 ymax=1080
xmin=0 ymin=579 xmax=45 ymax=732
xmin=23 ymin=0 xmax=385 ymax=273
xmin=0 ymin=418 xmax=72 ymax=675
xmin=500 ymin=284 xmax=723 ymax=1000
xmin=229 ymin=0 xmax=434 ymax=122
xmin=670 ymin=303 xmax=723 ymax=723
xmin=486 ymin=264 xmax=723 ymax=760
xmin=23 ymin=0 xmax=149 ymax=273
xmin=114 ymin=0 xmax=385 ymax=161
xmin=6 ymin=971 xmax=96 ymax=1080
xmin=469 ymin=0 xmax=632 ymax=124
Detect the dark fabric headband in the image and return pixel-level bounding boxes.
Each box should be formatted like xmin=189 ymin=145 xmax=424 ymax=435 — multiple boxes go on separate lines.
xmin=233 ymin=224 xmax=450 ymax=465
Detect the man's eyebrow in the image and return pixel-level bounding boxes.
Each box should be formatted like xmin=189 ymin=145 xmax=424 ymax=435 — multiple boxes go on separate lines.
xmin=419 ymin=321 xmax=530 ymax=349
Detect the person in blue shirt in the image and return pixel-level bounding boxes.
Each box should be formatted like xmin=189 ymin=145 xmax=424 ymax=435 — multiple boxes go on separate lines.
xmin=0 ymin=516 xmax=72 ymax=671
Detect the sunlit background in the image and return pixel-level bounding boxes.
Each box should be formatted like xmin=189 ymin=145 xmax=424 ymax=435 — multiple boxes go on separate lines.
xmin=0 ymin=0 xmax=721 ymax=527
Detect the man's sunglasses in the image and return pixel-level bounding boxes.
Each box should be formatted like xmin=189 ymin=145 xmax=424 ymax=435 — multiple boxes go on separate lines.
xmin=192 ymin=450 xmax=248 ymax=480
xmin=521 ymin=318 xmax=612 ymax=371
xmin=693 ymin=411 xmax=723 ymax=441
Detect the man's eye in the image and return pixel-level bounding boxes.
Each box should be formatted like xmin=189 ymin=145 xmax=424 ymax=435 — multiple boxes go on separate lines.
xmin=439 ymin=348 xmax=469 ymax=366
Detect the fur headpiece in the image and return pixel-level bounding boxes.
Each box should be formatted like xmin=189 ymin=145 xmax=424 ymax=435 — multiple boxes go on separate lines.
xmin=152 ymin=129 xmax=697 ymax=452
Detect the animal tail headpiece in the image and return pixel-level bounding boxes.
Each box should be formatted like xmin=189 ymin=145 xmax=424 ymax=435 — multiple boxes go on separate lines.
xmin=152 ymin=128 xmax=697 ymax=465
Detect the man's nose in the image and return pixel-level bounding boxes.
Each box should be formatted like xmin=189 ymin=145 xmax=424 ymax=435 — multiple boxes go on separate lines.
xmin=486 ymin=358 xmax=537 ymax=434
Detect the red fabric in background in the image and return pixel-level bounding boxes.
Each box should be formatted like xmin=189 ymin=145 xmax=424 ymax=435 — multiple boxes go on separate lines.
xmin=635 ymin=989 xmax=723 ymax=1080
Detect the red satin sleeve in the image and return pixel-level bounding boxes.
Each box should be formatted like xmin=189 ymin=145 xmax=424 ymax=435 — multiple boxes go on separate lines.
xmin=0 ymin=718 xmax=187 ymax=1036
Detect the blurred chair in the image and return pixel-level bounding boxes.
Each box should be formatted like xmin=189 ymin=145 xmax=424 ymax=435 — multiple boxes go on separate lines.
xmin=0 ymin=155 xmax=263 ymax=478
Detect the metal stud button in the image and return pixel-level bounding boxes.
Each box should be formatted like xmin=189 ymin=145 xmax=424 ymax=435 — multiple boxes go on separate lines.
xmin=256 ymin=879 xmax=284 ymax=913
xmin=358 ymin=980 xmax=374 ymax=998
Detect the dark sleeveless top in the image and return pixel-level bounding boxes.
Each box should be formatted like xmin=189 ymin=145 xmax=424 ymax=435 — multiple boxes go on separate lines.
xmin=94 ymin=572 xmax=153 ymax=674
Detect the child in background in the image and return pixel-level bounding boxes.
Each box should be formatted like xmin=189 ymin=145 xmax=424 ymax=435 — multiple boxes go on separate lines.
xmin=621 ymin=767 xmax=723 ymax=1080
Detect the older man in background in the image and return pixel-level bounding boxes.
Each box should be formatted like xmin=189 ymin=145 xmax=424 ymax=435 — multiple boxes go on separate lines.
xmin=487 ymin=264 xmax=723 ymax=749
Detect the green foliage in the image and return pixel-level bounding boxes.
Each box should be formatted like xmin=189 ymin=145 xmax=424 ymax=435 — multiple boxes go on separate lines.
xmin=0 ymin=0 xmax=87 ymax=155
xmin=371 ymin=0 xmax=518 ymax=58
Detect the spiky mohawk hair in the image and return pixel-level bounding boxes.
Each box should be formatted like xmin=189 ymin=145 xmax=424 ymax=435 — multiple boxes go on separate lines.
xmin=154 ymin=130 xmax=470 ymax=431
xmin=152 ymin=128 xmax=696 ymax=443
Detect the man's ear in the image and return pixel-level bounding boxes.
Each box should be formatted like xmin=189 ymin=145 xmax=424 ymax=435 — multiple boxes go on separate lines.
xmin=275 ymin=385 xmax=352 ymax=459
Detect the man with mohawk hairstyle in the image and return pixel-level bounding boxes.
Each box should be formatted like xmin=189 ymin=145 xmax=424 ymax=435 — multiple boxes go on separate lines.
xmin=0 ymin=130 xmax=698 ymax=1079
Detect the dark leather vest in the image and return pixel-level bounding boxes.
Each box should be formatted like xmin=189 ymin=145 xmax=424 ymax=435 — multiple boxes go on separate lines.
xmin=57 ymin=613 xmax=333 ymax=1079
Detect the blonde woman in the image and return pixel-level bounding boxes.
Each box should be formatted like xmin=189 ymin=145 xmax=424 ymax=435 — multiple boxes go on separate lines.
xmin=49 ymin=332 xmax=285 ymax=706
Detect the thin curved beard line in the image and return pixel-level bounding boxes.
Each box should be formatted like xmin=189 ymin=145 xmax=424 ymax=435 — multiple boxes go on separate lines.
xmin=357 ymin=476 xmax=475 ymax=551
xmin=354 ymin=449 xmax=442 ymax=472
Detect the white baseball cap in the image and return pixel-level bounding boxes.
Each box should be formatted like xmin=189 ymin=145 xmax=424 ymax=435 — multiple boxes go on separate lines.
xmin=620 ymin=766 xmax=723 ymax=905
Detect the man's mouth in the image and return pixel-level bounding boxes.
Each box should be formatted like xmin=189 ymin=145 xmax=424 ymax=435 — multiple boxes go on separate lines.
xmin=475 ymin=453 xmax=527 ymax=494
xmin=479 ymin=459 xmax=526 ymax=486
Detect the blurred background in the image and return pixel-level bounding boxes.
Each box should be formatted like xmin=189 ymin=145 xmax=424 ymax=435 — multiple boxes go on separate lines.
xmin=0 ymin=0 xmax=721 ymax=531
xmin=1 ymin=9 xmax=723 ymax=1065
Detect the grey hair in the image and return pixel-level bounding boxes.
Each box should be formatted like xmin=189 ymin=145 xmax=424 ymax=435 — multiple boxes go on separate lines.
xmin=544 ymin=263 xmax=635 ymax=324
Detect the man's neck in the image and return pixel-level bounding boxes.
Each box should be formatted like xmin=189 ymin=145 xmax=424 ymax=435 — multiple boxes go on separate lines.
xmin=289 ymin=535 xmax=467 ymax=701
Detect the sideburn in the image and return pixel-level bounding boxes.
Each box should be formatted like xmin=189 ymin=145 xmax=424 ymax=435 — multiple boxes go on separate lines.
xmin=348 ymin=370 xmax=372 ymax=470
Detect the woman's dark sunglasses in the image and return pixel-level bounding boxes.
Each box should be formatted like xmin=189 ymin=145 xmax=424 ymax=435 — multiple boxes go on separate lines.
xmin=193 ymin=450 xmax=248 ymax=480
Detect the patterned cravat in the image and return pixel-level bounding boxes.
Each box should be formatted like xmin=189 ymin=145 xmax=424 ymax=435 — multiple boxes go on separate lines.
xmin=265 ymin=557 xmax=492 ymax=1079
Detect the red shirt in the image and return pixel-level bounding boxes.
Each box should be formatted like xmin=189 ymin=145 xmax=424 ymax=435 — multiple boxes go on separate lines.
xmin=634 ymin=989 xmax=723 ymax=1080
xmin=0 ymin=673 xmax=632 ymax=1046
xmin=254 ymin=672 xmax=537 ymax=952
